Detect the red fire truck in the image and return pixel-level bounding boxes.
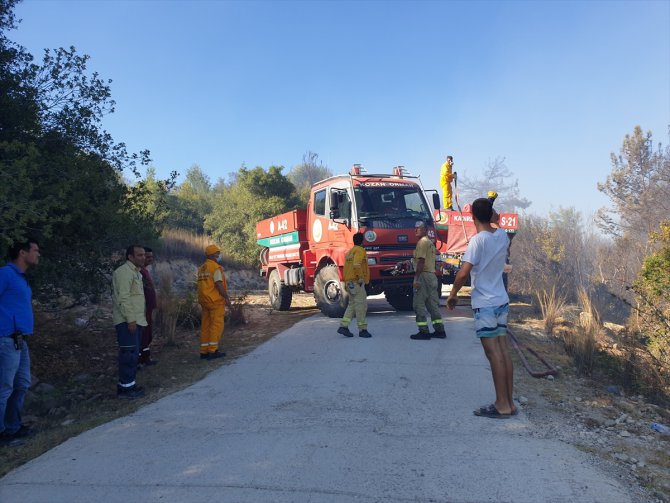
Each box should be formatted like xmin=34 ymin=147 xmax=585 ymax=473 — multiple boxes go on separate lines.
xmin=256 ymin=166 xmax=442 ymax=317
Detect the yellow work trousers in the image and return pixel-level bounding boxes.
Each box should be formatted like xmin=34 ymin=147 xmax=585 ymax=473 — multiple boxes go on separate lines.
xmin=200 ymin=303 xmax=225 ymax=354
xmin=442 ymin=185 xmax=453 ymax=210
xmin=341 ymin=282 xmax=368 ymax=330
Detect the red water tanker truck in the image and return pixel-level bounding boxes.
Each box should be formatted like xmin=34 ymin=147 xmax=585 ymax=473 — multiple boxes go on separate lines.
xmin=256 ymin=166 xmax=442 ymax=317
xmin=256 ymin=165 xmax=519 ymax=317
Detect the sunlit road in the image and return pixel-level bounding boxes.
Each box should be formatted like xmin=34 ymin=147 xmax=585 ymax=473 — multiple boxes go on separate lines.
xmin=0 ymin=294 xmax=637 ymax=502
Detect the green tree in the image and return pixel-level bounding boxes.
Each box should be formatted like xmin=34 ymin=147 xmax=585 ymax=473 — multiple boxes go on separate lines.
xmin=632 ymin=221 xmax=670 ymax=365
xmin=0 ymin=0 xmax=175 ymax=299
xmin=165 ymin=164 xmax=214 ymax=232
xmin=595 ymin=126 xmax=670 ymax=307
xmin=205 ymin=165 xmax=300 ymax=265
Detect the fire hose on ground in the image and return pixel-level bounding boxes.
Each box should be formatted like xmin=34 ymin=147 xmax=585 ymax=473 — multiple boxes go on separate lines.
xmin=507 ymin=327 xmax=558 ymax=378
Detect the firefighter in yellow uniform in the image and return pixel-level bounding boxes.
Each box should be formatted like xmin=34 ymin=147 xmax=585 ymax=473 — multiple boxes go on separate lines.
xmin=410 ymin=221 xmax=446 ymax=340
xmin=197 ymin=244 xmax=231 ymax=360
xmin=338 ymin=233 xmax=372 ymax=338
xmin=440 ymin=156 xmax=454 ymax=210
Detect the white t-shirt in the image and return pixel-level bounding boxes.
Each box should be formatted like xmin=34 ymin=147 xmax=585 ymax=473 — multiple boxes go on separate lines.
xmin=462 ymin=228 xmax=510 ymax=309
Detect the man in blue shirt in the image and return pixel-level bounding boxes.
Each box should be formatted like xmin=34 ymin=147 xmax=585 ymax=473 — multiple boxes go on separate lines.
xmin=0 ymin=239 xmax=40 ymax=446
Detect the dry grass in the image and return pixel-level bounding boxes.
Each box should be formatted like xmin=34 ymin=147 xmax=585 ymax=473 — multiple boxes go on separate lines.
xmin=155 ymin=270 xmax=179 ymax=346
xmin=159 ymin=228 xmax=211 ymax=264
xmin=561 ymin=288 xmax=600 ymax=375
xmin=159 ymin=228 xmax=244 ymax=270
xmin=536 ymin=287 xmax=567 ymax=335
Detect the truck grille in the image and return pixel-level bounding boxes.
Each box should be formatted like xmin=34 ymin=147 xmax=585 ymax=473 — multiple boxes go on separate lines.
xmin=379 ymin=255 xmax=413 ymax=263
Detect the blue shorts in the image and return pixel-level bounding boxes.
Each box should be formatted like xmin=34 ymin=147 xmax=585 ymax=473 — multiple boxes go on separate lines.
xmin=473 ymin=303 xmax=509 ymax=338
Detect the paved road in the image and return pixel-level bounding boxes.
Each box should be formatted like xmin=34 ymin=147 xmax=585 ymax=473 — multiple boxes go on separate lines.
xmin=1 ymin=296 xmax=636 ymax=503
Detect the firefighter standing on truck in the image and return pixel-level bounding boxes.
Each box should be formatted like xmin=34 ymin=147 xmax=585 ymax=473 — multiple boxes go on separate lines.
xmin=338 ymin=233 xmax=372 ymax=338
xmin=410 ymin=221 xmax=446 ymax=340
xmin=440 ymin=155 xmax=454 ymax=210
xmin=197 ymin=244 xmax=231 ymax=360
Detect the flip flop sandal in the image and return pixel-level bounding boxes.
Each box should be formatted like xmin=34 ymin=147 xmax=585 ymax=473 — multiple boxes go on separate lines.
xmin=474 ymin=404 xmax=511 ymax=419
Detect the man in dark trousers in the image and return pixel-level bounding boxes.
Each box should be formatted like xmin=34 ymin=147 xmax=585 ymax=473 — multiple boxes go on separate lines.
xmin=0 ymin=238 xmax=40 ymax=446
xmin=138 ymin=247 xmax=158 ymax=367
xmin=112 ymin=245 xmax=147 ymax=399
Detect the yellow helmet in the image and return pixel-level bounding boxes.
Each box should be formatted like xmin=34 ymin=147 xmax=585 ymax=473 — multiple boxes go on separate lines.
xmin=487 ymin=191 xmax=498 ymax=202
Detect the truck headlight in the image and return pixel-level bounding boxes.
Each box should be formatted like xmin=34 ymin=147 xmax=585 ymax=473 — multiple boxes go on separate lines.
xmin=367 ymin=258 xmax=377 ymax=265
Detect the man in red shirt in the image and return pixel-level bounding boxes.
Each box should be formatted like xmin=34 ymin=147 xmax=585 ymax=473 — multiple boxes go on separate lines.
xmin=138 ymin=247 xmax=158 ymax=366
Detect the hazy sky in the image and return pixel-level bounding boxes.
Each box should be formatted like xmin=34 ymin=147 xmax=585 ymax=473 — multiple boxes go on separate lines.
xmin=11 ymin=0 xmax=670 ymax=218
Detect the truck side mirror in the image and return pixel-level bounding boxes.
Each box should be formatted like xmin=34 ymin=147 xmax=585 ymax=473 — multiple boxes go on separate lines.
xmin=432 ymin=193 xmax=441 ymax=210
xmin=329 ymin=208 xmax=340 ymax=219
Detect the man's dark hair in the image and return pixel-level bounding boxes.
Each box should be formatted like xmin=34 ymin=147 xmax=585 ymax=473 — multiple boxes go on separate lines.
xmin=9 ymin=238 xmax=39 ymax=260
xmin=472 ymin=198 xmax=493 ymax=223
xmin=353 ymin=233 xmax=364 ymax=246
xmin=126 ymin=245 xmax=142 ymax=260
xmin=144 ymin=247 xmax=153 ymax=253
xmin=447 ymin=155 xmax=453 ymax=162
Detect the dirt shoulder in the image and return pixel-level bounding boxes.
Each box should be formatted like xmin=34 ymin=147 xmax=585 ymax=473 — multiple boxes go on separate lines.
xmin=1 ymin=294 xmax=669 ymax=502
xmin=508 ymin=303 xmax=670 ymax=503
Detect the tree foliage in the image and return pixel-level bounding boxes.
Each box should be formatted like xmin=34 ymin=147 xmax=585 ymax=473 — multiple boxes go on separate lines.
xmin=594 ymin=126 xmax=670 ymax=305
xmin=632 ymin=222 xmax=670 ymax=364
xmin=288 ymin=151 xmax=332 ymax=205
xmin=597 ymin=126 xmax=670 ymax=242
xmin=165 ymin=164 xmax=215 ymax=233
xmin=0 ymin=0 xmax=174 ymax=299
xmin=456 ymin=157 xmax=532 ymax=213
xmin=205 ymin=166 xmax=300 ymax=266
xmin=596 ymin=126 xmax=670 ymax=368
xmin=510 ymin=208 xmax=594 ymax=299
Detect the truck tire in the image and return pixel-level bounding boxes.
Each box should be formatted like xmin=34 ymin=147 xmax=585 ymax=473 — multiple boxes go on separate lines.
xmin=385 ymin=288 xmax=414 ymax=311
xmin=314 ymin=264 xmax=348 ymax=318
xmin=269 ymin=269 xmax=292 ymax=311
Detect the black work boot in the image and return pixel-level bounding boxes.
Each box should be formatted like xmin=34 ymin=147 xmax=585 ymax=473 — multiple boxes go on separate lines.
xmin=338 ymin=327 xmax=354 ymax=337
xmin=358 ymin=329 xmax=372 ymax=338
xmin=410 ymin=330 xmax=431 ymax=340
xmin=117 ymin=385 xmax=145 ymax=399
xmin=431 ymin=325 xmax=446 ymax=339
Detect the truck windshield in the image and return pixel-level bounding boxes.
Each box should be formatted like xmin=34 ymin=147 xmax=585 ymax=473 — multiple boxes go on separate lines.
xmin=354 ymin=185 xmax=433 ymax=226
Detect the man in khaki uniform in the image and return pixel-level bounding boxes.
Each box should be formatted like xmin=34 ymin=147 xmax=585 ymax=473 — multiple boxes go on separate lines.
xmin=410 ymin=221 xmax=446 ymax=340
xmin=338 ymin=233 xmax=372 ymax=338
xmin=112 ymin=245 xmax=147 ymax=399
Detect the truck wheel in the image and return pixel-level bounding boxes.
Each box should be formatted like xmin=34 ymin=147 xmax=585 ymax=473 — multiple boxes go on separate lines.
xmin=314 ymin=264 xmax=348 ymax=318
xmin=385 ymin=288 xmax=414 ymax=311
xmin=269 ymin=270 xmax=292 ymax=311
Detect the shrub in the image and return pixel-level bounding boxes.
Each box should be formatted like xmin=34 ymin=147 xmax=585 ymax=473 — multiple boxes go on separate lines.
xmin=536 ymin=287 xmax=566 ymax=335
xmin=568 ymin=288 xmax=600 ymax=375
xmin=155 ymin=270 xmax=179 ymax=346
xmin=226 ymin=293 xmax=248 ymax=328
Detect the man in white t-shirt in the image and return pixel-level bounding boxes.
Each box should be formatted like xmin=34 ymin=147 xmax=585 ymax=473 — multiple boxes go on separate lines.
xmin=447 ymin=198 xmax=515 ymax=419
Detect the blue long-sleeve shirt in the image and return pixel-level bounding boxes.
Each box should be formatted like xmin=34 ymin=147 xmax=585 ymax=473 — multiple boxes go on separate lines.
xmin=0 ymin=263 xmax=33 ymax=337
